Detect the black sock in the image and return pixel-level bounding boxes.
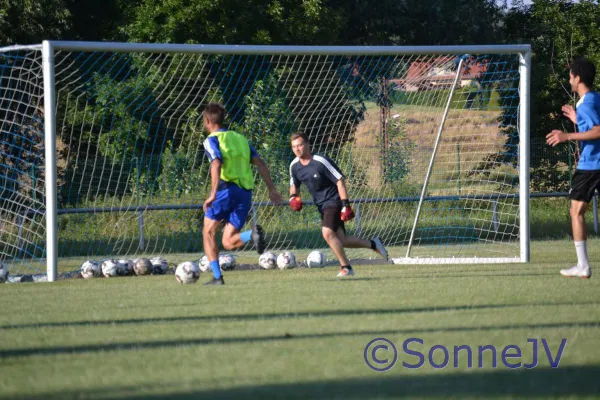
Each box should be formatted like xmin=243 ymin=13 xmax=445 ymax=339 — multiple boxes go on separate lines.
xmin=342 ymin=265 xmax=352 ymax=270
xmin=370 ymin=240 xmax=377 ymax=251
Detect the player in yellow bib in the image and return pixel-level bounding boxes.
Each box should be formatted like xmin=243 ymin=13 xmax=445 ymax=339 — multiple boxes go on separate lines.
xmin=202 ymin=103 xmax=283 ymax=285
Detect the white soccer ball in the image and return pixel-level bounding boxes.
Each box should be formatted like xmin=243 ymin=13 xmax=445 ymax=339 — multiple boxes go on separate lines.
xmin=175 ymin=261 xmax=200 ymax=284
xmin=307 ymin=250 xmax=326 ymax=268
xmin=133 ymin=258 xmax=153 ymax=276
xmin=101 ymin=259 xmax=119 ymax=277
xmin=277 ymin=251 xmax=296 ymax=270
xmin=219 ymin=253 xmax=236 ymax=271
xmin=259 ymin=251 xmax=277 ymax=269
xmin=150 ymin=257 xmax=169 ymax=275
xmin=0 ymin=263 xmax=8 ymax=283
xmin=199 ymin=255 xmax=211 ymax=272
xmin=81 ymin=260 xmax=101 ymax=279
xmin=117 ymin=259 xmax=134 ymax=276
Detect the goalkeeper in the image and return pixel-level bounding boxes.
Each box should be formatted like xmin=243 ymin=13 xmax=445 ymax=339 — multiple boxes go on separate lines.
xmin=288 ymin=131 xmax=388 ymax=276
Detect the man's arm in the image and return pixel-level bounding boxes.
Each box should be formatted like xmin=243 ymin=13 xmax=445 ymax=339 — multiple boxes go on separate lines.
xmin=547 ymin=125 xmax=600 ymax=146
xmin=290 ymin=184 xmax=299 ymax=197
xmin=336 ymin=178 xmax=349 ymax=200
xmin=209 ymin=159 xmax=222 ymax=196
xmin=251 ymin=156 xmax=283 ymax=204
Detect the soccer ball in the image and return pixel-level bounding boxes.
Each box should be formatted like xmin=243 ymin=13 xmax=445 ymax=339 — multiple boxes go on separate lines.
xmin=117 ymin=259 xmax=134 ymax=276
xmin=199 ymin=255 xmax=211 ymax=272
xmin=133 ymin=258 xmax=153 ymax=276
xmin=101 ymin=259 xmax=119 ymax=277
xmin=307 ymin=250 xmax=326 ymax=268
xmin=175 ymin=261 xmax=200 ymax=284
xmin=81 ymin=260 xmax=101 ymax=279
xmin=0 ymin=263 xmax=8 ymax=283
xmin=277 ymin=251 xmax=296 ymax=270
xmin=219 ymin=253 xmax=236 ymax=271
xmin=150 ymin=257 xmax=169 ymax=275
xmin=259 ymin=251 xmax=277 ymax=269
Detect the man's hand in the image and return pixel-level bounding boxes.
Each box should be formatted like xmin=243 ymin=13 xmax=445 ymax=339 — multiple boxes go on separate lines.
xmin=203 ymin=193 xmax=216 ymax=212
xmin=340 ymin=205 xmax=355 ymax=222
xmin=546 ymin=130 xmax=569 ymax=147
xmin=289 ymin=196 xmax=303 ymax=211
xmin=562 ymin=104 xmax=577 ymax=124
xmin=269 ymin=189 xmax=283 ymax=205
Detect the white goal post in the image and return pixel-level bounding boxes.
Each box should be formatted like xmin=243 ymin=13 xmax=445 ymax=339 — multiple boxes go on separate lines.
xmin=0 ymin=41 xmax=530 ymax=281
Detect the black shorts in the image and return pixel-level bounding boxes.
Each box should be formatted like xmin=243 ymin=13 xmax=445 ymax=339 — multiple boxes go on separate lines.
xmin=568 ymin=170 xmax=600 ymax=203
xmin=321 ymin=206 xmax=345 ymax=232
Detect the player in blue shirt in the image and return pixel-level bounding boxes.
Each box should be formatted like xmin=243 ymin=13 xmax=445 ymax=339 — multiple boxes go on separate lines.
xmin=289 ymin=131 xmax=388 ymax=277
xmin=202 ymin=103 xmax=283 ymax=285
xmin=547 ymin=57 xmax=600 ymax=279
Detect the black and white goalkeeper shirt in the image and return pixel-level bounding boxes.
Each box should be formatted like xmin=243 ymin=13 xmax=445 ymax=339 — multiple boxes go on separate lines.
xmin=289 ymin=155 xmax=345 ymax=211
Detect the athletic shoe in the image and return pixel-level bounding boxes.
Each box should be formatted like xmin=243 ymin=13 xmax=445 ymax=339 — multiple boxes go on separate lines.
xmin=252 ymin=224 xmax=266 ymax=254
xmin=560 ymin=265 xmax=591 ymax=279
xmin=337 ymin=266 xmax=355 ymax=277
xmin=204 ymin=277 xmax=225 ymax=285
xmin=372 ymin=236 xmax=388 ymax=262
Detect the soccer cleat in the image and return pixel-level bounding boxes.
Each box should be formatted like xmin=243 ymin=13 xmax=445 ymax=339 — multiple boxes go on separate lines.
xmin=337 ymin=266 xmax=355 ymax=277
xmin=252 ymin=224 xmax=266 ymax=254
xmin=372 ymin=236 xmax=388 ymax=262
xmin=204 ymin=276 xmax=225 ymax=285
xmin=560 ymin=265 xmax=591 ymax=279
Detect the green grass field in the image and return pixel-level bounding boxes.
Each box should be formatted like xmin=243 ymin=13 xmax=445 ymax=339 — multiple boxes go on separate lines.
xmin=2 ymin=239 xmax=600 ymax=399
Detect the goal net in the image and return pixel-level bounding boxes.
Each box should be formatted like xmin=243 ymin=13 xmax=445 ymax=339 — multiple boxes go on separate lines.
xmin=0 ymin=42 xmax=530 ymax=278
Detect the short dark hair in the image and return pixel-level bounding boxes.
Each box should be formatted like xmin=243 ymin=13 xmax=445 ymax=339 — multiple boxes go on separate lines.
xmin=290 ymin=131 xmax=310 ymax=144
xmin=202 ymin=102 xmax=226 ymax=125
xmin=571 ymin=57 xmax=596 ymax=89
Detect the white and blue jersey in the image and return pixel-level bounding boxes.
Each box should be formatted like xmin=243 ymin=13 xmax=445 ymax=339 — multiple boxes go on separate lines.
xmin=202 ymin=129 xmax=259 ymax=230
xmin=576 ymin=91 xmax=600 ymax=171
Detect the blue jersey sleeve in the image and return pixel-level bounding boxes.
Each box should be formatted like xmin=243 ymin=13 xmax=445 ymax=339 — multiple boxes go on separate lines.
xmin=249 ymin=144 xmax=259 ymax=160
xmin=203 ymin=136 xmax=222 ymax=162
xmin=577 ymin=103 xmax=600 ymax=132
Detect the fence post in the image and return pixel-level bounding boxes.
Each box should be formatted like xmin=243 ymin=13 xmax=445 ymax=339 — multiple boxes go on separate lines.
xmin=17 ymin=214 xmax=24 ymax=250
xmin=594 ymin=194 xmax=599 ymax=235
xmin=457 ymin=142 xmax=461 ymax=196
xmin=493 ymin=200 xmax=499 ymax=233
xmin=138 ymin=211 xmax=145 ymax=251
xmin=252 ymin=205 xmax=257 ymax=227
xmin=355 ymin=202 xmax=361 ymax=234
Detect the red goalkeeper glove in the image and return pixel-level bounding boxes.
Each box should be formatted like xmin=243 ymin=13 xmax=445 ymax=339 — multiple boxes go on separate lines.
xmin=340 ymin=200 xmax=355 ymax=221
xmin=289 ymin=195 xmax=303 ymax=211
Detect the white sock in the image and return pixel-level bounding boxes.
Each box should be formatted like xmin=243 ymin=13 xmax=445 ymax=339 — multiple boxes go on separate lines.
xmin=574 ymin=240 xmax=589 ymax=268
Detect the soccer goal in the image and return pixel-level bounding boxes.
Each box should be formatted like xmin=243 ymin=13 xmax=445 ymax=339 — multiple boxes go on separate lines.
xmin=0 ymin=42 xmax=530 ymax=280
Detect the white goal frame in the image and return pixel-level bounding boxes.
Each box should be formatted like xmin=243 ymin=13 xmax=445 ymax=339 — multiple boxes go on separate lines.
xmin=35 ymin=41 xmax=531 ymax=280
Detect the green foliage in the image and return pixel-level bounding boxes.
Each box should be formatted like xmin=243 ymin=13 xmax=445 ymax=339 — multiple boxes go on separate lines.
xmin=122 ymin=0 xmax=344 ymax=45
xmin=232 ymin=73 xmax=297 ymax=185
xmin=0 ymin=0 xmax=70 ymax=44
xmin=379 ymin=115 xmax=416 ymax=185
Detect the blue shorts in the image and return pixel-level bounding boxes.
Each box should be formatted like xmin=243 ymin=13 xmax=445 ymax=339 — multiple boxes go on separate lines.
xmin=205 ymin=182 xmax=252 ymax=231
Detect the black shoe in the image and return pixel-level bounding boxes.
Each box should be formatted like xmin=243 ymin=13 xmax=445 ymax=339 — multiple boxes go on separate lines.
xmin=252 ymin=224 xmax=266 ymax=254
xmin=204 ymin=277 xmax=225 ymax=285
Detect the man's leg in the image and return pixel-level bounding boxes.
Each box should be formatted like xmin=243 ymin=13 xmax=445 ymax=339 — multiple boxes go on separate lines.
xmin=203 ymin=216 xmax=224 ymax=284
xmin=321 ymin=207 xmax=354 ymax=276
xmin=222 ymin=186 xmax=265 ymax=254
xmin=561 ymin=199 xmax=592 ymax=278
xmin=322 ymin=226 xmax=351 ymax=267
xmin=336 ymin=229 xmax=388 ymax=261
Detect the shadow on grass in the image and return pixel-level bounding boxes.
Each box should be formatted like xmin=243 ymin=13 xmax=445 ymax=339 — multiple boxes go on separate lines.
xmin=20 ymin=365 xmax=600 ymax=399
xmin=2 ymin=301 xmax=597 ymax=331
xmin=1 ymin=320 xmax=598 ymax=359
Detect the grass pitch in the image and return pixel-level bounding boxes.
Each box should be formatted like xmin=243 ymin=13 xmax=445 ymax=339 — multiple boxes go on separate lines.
xmin=1 ymin=239 xmax=600 ymax=399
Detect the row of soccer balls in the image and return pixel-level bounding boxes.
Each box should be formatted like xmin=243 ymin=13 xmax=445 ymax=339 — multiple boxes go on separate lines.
xmin=176 ymin=251 xmax=327 ymax=284
xmin=80 ymin=250 xmax=328 ymax=280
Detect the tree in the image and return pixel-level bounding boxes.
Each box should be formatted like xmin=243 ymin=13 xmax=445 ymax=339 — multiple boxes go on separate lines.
xmin=122 ymin=0 xmax=343 ymax=45
xmin=0 ymin=0 xmax=70 ymax=45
